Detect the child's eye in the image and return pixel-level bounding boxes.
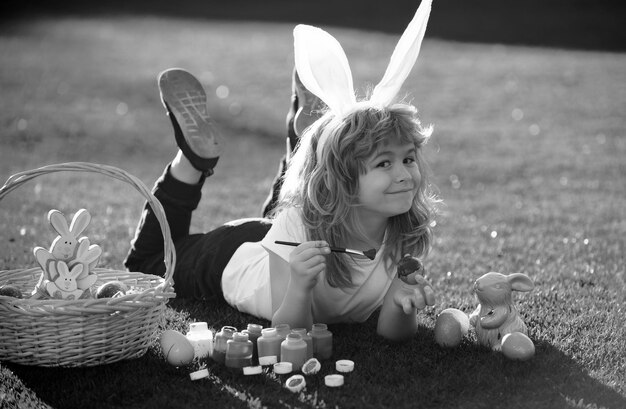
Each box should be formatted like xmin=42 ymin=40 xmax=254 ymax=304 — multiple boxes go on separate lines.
xmin=376 ymin=160 xmax=391 ymax=168
xmin=403 ymin=157 xmax=416 ymax=165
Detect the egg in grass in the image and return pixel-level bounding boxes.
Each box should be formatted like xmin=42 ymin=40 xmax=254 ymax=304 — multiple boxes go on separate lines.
xmin=501 ymin=332 xmax=535 ymax=361
xmin=160 ymin=329 xmax=195 ymax=366
xmin=434 ymin=308 xmax=469 ymax=348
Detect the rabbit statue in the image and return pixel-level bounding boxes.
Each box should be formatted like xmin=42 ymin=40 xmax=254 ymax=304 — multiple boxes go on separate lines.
xmin=45 ymin=261 xmax=86 ymax=300
xmin=469 ymin=272 xmax=534 ymax=351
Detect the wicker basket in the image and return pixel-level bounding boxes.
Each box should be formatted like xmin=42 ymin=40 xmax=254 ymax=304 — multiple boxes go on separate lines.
xmin=0 ymin=162 xmax=176 ymax=367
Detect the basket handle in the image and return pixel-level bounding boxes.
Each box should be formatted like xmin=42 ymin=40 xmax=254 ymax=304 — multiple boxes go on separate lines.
xmin=0 ymin=162 xmax=175 ymax=290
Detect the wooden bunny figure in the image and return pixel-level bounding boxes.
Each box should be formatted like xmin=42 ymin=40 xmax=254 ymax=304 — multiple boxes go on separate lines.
xmin=45 ymin=261 xmax=86 ymax=300
xmin=70 ymin=237 xmax=101 ymax=290
xmin=469 ymin=272 xmax=534 ymax=350
xmin=33 ymin=208 xmax=101 ymax=299
xmin=34 ymin=209 xmax=92 ymax=274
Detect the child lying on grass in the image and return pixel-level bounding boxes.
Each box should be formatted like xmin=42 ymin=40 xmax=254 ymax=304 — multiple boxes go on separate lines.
xmin=125 ymin=0 xmax=438 ymax=341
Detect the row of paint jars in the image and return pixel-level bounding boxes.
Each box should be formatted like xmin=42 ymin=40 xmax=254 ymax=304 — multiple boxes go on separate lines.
xmin=211 ymin=323 xmax=333 ymax=372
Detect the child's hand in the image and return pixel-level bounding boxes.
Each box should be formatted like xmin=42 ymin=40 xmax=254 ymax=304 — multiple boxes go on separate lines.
xmin=288 ymin=241 xmax=331 ymax=291
xmin=394 ymin=275 xmax=436 ymax=314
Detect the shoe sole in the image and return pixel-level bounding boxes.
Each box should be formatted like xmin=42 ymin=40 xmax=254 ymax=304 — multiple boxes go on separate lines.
xmin=158 ymin=68 xmax=223 ymax=159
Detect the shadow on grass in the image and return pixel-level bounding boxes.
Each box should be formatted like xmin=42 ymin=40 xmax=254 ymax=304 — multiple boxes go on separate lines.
xmin=3 ymin=300 xmax=625 ymax=409
xmin=329 ymin=321 xmax=626 ymax=409
xmin=418 ymin=340 xmax=626 ymax=409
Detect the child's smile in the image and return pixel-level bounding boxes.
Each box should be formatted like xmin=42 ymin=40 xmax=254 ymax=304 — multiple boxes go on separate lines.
xmin=357 ymin=141 xmax=420 ymax=222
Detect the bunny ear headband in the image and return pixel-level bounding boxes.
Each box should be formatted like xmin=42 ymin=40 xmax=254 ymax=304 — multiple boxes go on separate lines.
xmin=293 ymin=0 xmax=433 ymax=158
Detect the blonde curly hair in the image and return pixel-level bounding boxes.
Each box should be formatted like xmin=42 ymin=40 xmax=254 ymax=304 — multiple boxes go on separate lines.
xmin=278 ymin=103 xmax=439 ymax=288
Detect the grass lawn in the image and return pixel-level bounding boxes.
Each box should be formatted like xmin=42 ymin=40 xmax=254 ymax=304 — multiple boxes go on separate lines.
xmin=1 ymin=13 xmax=625 ymax=409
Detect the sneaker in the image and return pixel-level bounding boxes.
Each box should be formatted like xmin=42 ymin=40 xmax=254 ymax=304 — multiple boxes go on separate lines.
xmin=291 ymin=68 xmax=324 ymax=143
xmin=263 ymin=70 xmax=324 ymax=216
xmin=158 ymin=68 xmax=222 ymax=175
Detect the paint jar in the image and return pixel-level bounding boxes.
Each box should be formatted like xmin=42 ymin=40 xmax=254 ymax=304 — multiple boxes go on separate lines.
xmin=257 ymin=327 xmax=282 ymax=365
xmin=281 ymin=333 xmax=308 ymax=372
xmin=291 ymin=328 xmax=313 ymax=359
xmin=185 ymin=322 xmax=213 ymax=359
xmin=242 ymin=323 xmax=263 ymax=363
xmin=225 ymin=332 xmax=253 ymax=370
xmin=308 ymin=323 xmax=333 ymax=360
xmin=212 ymin=325 xmax=236 ymax=364
xmin=275 ymin=323 xmax=291 ymax=341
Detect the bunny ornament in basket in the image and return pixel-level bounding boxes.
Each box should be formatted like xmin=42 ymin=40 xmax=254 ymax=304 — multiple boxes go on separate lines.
xmin=469 ymin=272 xmax=534 ymax=351
xmin=33 ymin=208 xmax=101 ymax=299
xmin=45 ymin=261 xmax=86 ymax=299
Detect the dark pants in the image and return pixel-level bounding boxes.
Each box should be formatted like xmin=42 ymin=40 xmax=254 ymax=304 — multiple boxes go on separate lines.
xmin=125 ymin=85 xmax=298 ymax=302
xmin=124 ymin=166 xmax=274 ymax=302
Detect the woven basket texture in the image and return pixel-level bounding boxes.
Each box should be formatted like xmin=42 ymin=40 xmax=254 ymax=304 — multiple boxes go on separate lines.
xmin=0 ymin=162 xmax=176 ymax=367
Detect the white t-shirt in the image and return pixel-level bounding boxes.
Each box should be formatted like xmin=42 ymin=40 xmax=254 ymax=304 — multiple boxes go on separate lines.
xmin=221 ymin=207 xmax=395 ymax=323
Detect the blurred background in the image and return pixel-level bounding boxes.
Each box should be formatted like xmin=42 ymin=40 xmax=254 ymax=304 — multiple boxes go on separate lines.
xmin=3 ymin=0 xmax=626 ymax=51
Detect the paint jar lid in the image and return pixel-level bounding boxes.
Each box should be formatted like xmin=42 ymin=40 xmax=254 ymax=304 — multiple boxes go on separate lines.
xmin=260 ymin=328 xmax=278 ymax=338
xmin=189 ymin=368 xmax=209 ymax=381
xmin=273 ymin=361 xmax=293 ymax=374
xmin=285 ymin=374 xmax=306 ymax=393
xmin=246 ymin=323 xmax=263 ymax=333
xmin=243 ymin=365 xmax=263 ymax=375
xmin=335 ymin=359 xmax=355 ymax=373
xmin=302 ymin=358 xmax=321 ymax=375
xmin=324 ymin=374 xmax=344 ymax=387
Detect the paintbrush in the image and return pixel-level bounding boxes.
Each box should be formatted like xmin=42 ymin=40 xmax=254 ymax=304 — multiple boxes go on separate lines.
xmin=275 ymin=240 xmax=377 ymax=261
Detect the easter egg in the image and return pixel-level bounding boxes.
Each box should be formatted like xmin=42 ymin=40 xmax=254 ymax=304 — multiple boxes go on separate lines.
xmin=501 ymin=332 xmax=535 ymax=361
xmin=397 ymin=255 xmax=423 ymax=283
xmin=96 ymin=281 xmax=128 ymax=298
xmin=434 ymin=308 xmax=469 ymax=348
xmin=160 ymin=330 xmax=195 ymax=366
xmin=0 ymin=285 xmax=23 ymax=298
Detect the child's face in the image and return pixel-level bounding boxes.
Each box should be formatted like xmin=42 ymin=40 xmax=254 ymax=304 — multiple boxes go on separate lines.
xmin=356 ymin=140 xmax=420 ymax=221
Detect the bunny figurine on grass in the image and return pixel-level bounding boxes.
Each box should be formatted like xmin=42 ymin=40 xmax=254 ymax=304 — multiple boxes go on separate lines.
xmin=33 ymin=209 xmax=101 ymax=299
xmin=469 ymin=272 xmax=534 ymax=351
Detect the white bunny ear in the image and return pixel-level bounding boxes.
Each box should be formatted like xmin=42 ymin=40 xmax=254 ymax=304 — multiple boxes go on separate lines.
xmin=48 ymin=209 xmax=70 ymax=236
xmin=76 ymin=237 xmax=90 ymax=256
xmin=33 ymin=247 xmax=54 ymax=280
xmin=68 ymin=264 xmax=84 ymax=279
xmin=50 ymin=261 xmax=67 ymax=281
xmin=84 ymin=244 xmax=102 ymax=264
xmin=69 ymin=209 xmax=91 ymax=236
xmin=371 ymin=0 xmax=433 ymax=105
xmin=507 ymin=273 xmax=534 ymax=292
xmin=294 ymin=24 xmax=356 ymax=115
